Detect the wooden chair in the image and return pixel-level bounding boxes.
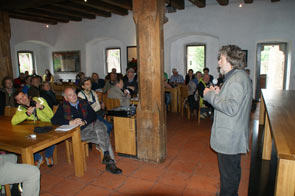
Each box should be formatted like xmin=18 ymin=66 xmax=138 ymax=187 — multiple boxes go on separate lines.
xmin=52 ymin=105 xmax=58 ymax=114
xmin=4 ymin=106 xmax=17 ymax=117
xmin=3 ymin=184 xmax=11 ymax=196
xmin=105 ymin=98 xmax=120 ymax=110
xmin=180 ymin=85 xmax=196 ymax=120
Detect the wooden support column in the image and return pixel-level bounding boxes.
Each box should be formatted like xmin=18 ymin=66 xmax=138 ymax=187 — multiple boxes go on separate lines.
xmin=133 ymin=0 xmax=166 ymax=163
xmin=0 ymin=11 xmax=13 ymax=82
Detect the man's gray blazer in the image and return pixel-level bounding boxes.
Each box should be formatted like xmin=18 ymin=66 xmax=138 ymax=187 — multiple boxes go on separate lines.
xmin=204 ymin=69 xmax=252 ymax=155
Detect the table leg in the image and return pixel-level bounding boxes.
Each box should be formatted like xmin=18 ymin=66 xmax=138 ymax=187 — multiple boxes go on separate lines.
xmin=259 ymin=94 xmax=265 ymax=125
xmin=274 ymin=158 xmax=295 ymax=196
xmin=171 ymin=89 xmax=177 ymax=113
xmin=262 ymin=114 xmax=272 ymax=160
xmin=21 ymin=148 xmax=34 ymax=165
xmin=71 ymin=128 xmax=84 ymax=177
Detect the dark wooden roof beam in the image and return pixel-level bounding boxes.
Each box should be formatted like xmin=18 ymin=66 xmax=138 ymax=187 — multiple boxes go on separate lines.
xmin=216 ymin=0 xmax=228 ymax=6
xmin=72 ymin=0 xmax=128 ymax=16
xmin=189 ymin=0 xmax=206 ymax=8
xmin=244 ymin=0 xmax=253 ymax=3
xmin=0 ymin=0 xmax=66 ymax=11
xmin=23 ymin=8 xmax=82 ymax=22
xmin=24 ymin=8 xmax=82 ymax=21
xmin=8 ymin=13 xmax=58 ymax=25
xmin=53 ymin=2 xmax=111 ymax=17
xmin=37 ymin=5 xmax=96 ymax=19
xmin=271 ymin=0 xmax=280 ymax=2
xmin=99 ymin=0 xmax=132 ymax=10
xmin=10 ymin=10 xmax=69 ymax=23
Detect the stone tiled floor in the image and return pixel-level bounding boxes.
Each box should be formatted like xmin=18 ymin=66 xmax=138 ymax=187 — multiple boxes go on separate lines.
xmin=39 ymin=113 xmax=252 ymax=196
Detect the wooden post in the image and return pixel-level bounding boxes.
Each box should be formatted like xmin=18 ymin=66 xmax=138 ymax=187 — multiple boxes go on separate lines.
xmin=133 ymin=0 xmax=167 ymax=163
xmin=0 ymin=11 xmax=13 ymax=82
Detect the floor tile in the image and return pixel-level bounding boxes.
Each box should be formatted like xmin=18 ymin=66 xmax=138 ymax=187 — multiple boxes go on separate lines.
xmin=117 ymin=177 xmax=155 ymax=195
xmin=76 ymin=184 xmax=113 ymax=196
xmin=47 ymin=178 xmax=85 ymax=196
xmin=91 ymin=172 xmax=127 ymax=190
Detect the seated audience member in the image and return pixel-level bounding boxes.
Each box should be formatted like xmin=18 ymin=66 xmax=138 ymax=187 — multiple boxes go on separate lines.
xmin=42 ymin=69 xmax=54 ymax=82
xmin=197 ymin=74 xmax=213 ymax=118
xmin=103 ymin=72 xmax=117 ymax=93
xmin=108 ymin=77 xmax=131 ymax=107
xmin=40 ymin=82 xmax=59 ymax=109
xmin=187 ymin=73 xmax=201 ymax=112
xmin=123 ymin=68 xmax=138 ymax=96
xmin=75 ymin=72 xmax=85 ymax=86
xmin=24 ymin=71 xmax=29 ymax=77
xmin=28 ymin=76 xmax=41 ymax=98
xmin=91 ymin=72 xmax=105 ymax=90
xmin=203 ymin=67 xmax=214 ymax=83
xmin=164 ymin=76 xmax=172 ymax=111
xmin=0 ymin=76 xmax=16 ymax=107
xmin=0 ymin=91 xmax=5 ymax=115
xmin=12 ymin=91 xmax=55 ymax=167
xmin=22 ymin=75 xmax=32 ymax=94
xmin=51 ymin=88 xmax=122 ymax=174
xmin=13 ymin=73 xmax=25 ymax=89
xmin=0 ymin=154 xmax=40 ymax=196
xmin=185 ymin=69 xmax=195 ymax=85
xmin=170 ymin=68 xmax=184 ymax=86
xmin=78 ymin=78 xmax=113 ymax=135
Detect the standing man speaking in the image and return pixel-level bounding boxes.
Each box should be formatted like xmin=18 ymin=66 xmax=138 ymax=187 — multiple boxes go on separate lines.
xmin=204 ymin=45 xmax=252 ymax=196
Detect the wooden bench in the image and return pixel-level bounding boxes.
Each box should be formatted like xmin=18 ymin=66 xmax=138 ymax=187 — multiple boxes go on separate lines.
xmin=260 ymin=89 xmax=295 ymax=196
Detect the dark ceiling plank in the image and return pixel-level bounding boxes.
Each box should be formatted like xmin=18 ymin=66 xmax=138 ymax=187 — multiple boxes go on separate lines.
xmin=11 ymin=10 xmax=69 ymax=23
xmin=72 ymin=0 xmax=128 ymax=16
xmin=0 ymin=0 xmax=66 ymax=11
xmin=8 ymin=13 xmax=58 ymax=25
xmin=244 ymin=0 xmax=253 ymax=3
xmin=170 ymin=0 xmax=185 ymax=9
xmin=37 ymin=5 xmax=96 ymax=19
xmin=216 ymin=0 xmax=228 ymax=6
xmin=24 ymin=8 xmax=82 ymax=21
xmin=189 ymin=0 xmax=206 ymax=8
xmin=165 ymin=0 xmax=185 ymax=10
xmin=271 ymin=0 xmax=280 ymax=2
xmin=53 ymin=2 xmax=111 ymax=17
xmin=99 ymin=0 xmax=132 ymax=10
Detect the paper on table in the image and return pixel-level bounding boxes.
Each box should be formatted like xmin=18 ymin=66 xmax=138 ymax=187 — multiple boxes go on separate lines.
xmin=55 ymin=124 xmax=79 ymax=132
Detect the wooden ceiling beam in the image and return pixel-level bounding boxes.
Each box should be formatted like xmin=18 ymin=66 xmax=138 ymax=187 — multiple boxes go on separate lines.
xmin=165 ymin=0 xmax=185 ymax=10
xmin=24 ymin=8 xmax=82 ymax=21
xmin=72 ymin=0 xmax=128 ymax=16
xmin=53 ymin=2 xmax=111 ymax=17
xmin=271 ymin=0 xmax=280 ymax=2
xmin=37 ymin=5 xmax=96 ymax=19
xmin=99 ymin=0 xmax=132 ymax=10
xmin=216 ymin=0 xmax=228 ymax=6
xmin=189 ymin=0 xmax=206 ymax=8
xmin=11 ymin=10 xmax=69 ymax=23
xmin=25 ymin=8 xmax=82 ymax=21
xmin=244 ymin=0 xmax=253 ymax=3
xmin=8 ymin=13 xmax=58 ymax=25
xmin=0 ymin=0 xmax=66 ymax=11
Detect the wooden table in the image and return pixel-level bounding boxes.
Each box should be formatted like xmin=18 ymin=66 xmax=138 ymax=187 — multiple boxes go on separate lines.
xmin=259 ymin=89 xmax=295 ymax=196
xmin=165 ymin=87 xmax=178 ymax=112
xmin=0 ymin=116 xmax=84 ymax=177
xmin=113 ymin=116 xmax=136 ymax=156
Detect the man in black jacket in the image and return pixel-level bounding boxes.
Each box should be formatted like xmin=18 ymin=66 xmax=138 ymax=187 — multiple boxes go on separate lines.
xmin=51 ymin=87 xmax=122 ymax=174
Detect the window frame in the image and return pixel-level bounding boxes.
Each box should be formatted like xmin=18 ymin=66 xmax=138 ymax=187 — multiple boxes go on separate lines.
xmin=185 ymin=44 xmax=206 ymax=73
xmin=17 ymin=50 xmax=35 ymax=75
xmin=105 ymin=47 xmax=122 ymax=73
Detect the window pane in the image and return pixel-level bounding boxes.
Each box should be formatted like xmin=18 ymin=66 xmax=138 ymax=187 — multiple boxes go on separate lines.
xmin=18 ymin=52 xmax=34 ymax=74
xmin=186 ymin=45 xmax=205 ymax=73
xmin=106 ymin=48 xmax=121 ymax=73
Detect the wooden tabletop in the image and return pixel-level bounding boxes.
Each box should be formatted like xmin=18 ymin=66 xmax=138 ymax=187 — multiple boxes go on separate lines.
xmin=262 ymin=89 xmax=295 ymax=160
xmin=0 ymin=116 xmax=84 ymax=177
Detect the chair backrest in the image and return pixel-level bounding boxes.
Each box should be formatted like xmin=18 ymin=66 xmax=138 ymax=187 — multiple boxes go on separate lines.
xmin=105 ymin=98 xmax=120 ymax=110
xmin=4 ymin=106 xmax=17 ymax=117
xmin=179 ymin=85 xmax=189 ymax=101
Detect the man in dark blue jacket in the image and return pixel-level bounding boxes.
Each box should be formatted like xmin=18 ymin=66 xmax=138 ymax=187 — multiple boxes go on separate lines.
xmin=51 ymin=87 xmax=122 ymax=174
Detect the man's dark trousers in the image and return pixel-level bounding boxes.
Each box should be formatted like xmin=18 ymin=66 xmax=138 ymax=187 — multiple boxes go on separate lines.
xmin=217 ymin=153 xmax=241 ymax=196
